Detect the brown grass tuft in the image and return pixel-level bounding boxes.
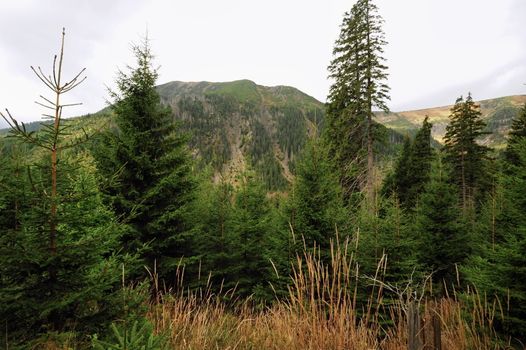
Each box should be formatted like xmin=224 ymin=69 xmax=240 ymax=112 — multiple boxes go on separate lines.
xmin=149 ymin=239 xmax=507 ymax=349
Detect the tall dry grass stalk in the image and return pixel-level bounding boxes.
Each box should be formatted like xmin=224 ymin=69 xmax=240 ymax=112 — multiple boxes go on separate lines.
xmin=148 ymin=238 xmax=507 ymax=349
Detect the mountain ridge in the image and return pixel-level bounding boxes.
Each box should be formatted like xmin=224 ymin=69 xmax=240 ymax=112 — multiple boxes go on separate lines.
xmin=2 ymin=80 xmax=524 ymax=183
xmin=375 ymin=94 xmax=526 ymax=148
xmin=155 ymin=80 xmax=325 ymax=190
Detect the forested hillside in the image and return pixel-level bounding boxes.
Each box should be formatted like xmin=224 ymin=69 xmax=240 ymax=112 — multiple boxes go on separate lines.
xmin=0 ymin=79 xmax=411 ymax=190
xmin=157 ymin=80 xmax=323 ymax=190
xmin=1 ymin=1 xmax=526 ymax=349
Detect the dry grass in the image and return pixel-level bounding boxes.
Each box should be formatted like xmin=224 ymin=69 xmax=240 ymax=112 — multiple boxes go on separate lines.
xmin=148 ymin=239 xmax=508 ymax=350
xmin=29 ymin=239 xmax=508 ymax=349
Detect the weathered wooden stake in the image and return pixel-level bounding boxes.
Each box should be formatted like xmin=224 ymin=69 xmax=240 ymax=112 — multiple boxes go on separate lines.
xmin=408 ymin=301 xmax=423 ymax=350
xmin=432 ymin=313 xmax=442 ymax=350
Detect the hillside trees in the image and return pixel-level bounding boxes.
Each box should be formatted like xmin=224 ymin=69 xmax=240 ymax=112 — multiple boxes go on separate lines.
xmin=326 ymin=0 xmax=390 ymax=202
xmin=382 ymin=117 xmax=434 ymax=209
xmin=414 ymin=157 xmax=468 ymax=293
xmin=228 ymin=172 xmax=277 ymax=302
xmin=504 ymin=102 xmax=526 ymax=164
xmin=193 ymin=179 xmax=235 ymax=290
xmin=93 ymin=38 xmax=197 ymax=283
xmin=0 ymin=29 xmax=125 ymax=342
xmin=465 ymin=111 xmax=526 ymax=340
xmin=0 ymin=145 xmax=28 ymax=233
xmin=443 ymin=94 xmax=490 ymax=212
xmin=287 ymin=140 xmax=348 ymax=261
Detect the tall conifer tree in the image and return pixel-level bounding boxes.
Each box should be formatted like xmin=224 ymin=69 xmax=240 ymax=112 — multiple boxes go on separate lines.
xmin=93 ymin=38 xmax=196 ymax=282
xmin=193 ymin=180 xmax=235 ymax=291
xmin=504 ymin=103 xmax=526 ymax=164
xmin=228 ymin=173 xmax=275 ymax=303
xmin=326 ymin=0 xmax=390 ymax=202
xmin=443 ymin=94 xmax=490 ymax=211
xmin=407 ymin=116 xmax=434 ymax=206
xmin=415 ymin=157 xmax=468 ymax=293
xmin=288 ymin=140 xmax=348 ymax=260
xmin=382 ymin=117 xmax=434 ymax=209
xmin=0 ymin=30 xmax=125 ymax=342
xmin=381 ymin=136 xmax=412 ymax=203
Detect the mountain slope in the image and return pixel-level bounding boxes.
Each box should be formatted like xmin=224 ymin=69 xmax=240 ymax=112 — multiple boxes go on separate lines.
xmin=375 ymin=95 xmax=526 ymax=148
xmin=6 ymin=80 xmax=521 ymax=190
xmin=1 ymin=80 xmax=405 ymax=191
xmin=157 ymin=80 xmax=325 ymax=190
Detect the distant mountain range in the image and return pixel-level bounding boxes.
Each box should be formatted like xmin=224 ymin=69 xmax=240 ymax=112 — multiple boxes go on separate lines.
xmin=375 ymin=95 xmax=526 ymax=149
xmin=2 ymin=80 xmax=525 ymax=189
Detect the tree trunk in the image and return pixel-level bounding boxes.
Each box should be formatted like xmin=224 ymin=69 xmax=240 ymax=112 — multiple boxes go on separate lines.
xmin=367 ymin=114 xmax=374 ymax=205
xmin=365 ymin=3 xmax=375 ymax=209
xmin=460 ymin=150 xmax=466 ymax=212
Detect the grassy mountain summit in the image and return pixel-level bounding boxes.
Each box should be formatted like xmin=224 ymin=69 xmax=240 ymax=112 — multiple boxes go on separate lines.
xmin=375 ymin=95 xmax=526 ymax=148
xmin=156 ymin=80 xmax=325 ymax=190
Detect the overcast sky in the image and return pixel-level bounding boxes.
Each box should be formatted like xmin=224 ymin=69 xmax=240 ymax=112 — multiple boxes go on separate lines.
xmin=0 ymin=0 xmax=525 ymax=124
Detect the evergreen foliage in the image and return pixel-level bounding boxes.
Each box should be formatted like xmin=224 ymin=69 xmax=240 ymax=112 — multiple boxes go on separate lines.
xmin=353 ymin=196 xmax=419 ymax=285
xmin=93 ymin=38 xmax=197 ymax=282
xmin=0 ymin=145 xmax=28 ymax=233
xmin=504 ymin=102 xmax=526 ymax=164
xmin=193 ymin=179 xmax=235 ymax=291
xmin=382 ymin=117 xmax=433 ymax=209
xmin=381 ymin=136 xmax=412 ymax=202
xmin=465 ymin=138 xmax=526 ymax=341
xmin=325 ymin=0 xmax=390 ymax=198
xmin=92 ymin=318 xmax=166 ymax=350
xmin=0 ymin=30 xmax=128 ymax=344
xmin=443 ymin=94 xmax=490 ymax=211
xmin=248 ymin=120 xmax=288 ymax=190
xmin=176 ymin=95 xmax=232 ymax=170
xmin=2 ymin=16 xmax=526 ymax=348
xmin=408 ymin=117 xmax=434 ymax=203
xmin=171 ymin=86 xmax=319 ymax=191
xmin=0 ymin=154 xmax=127 ymax=341
xmin=228 ymin=172 xmax=277 ymax=303
xmin=287 ymin=139 xmax=347 ymax=260
xmin=414 ymin=157 xmax=468 ymax=293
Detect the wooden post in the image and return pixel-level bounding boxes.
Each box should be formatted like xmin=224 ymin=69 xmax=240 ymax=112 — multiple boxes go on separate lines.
xmin=408 ymin=301 xmax=423 ymax=350
xmin=432 ymin=313 xmax=442 ymax=350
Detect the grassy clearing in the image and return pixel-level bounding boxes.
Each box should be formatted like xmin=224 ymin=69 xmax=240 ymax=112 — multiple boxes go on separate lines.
xmin=144 ymin=240 xmax=507 ymax=350
xmin=27 ymin=238 xmax=508 ymax=349
xmin=13 ymin=240 xmax=510 ymax=350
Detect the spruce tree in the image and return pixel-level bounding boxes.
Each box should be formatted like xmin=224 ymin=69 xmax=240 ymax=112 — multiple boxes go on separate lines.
xmin=0 ymin=30 xmax=125 ymax=343
xmin=0 ymin=145 xmax=28 ymax=232
xmin=465 ymin=139 xmax=526 ymax=340
xmin=443 ymin=94 xmax=490 ymax=212
xmin=288 ymin=139 xmax=348 ymax=261
xmin=355 ymin=194 xmax=419 ymax=284
xmin=382 ymin=117 xmax=434 ymax=209
xmin=504 ymin=102 xmax=526 ymax=164
xmin=193 ymin=179 xmax=235 ymax=291
xmin=407 ymin=116 xmax=434 ymax=207
xmin=228 ymin=172 xmax=275 ymax=303
xmin=326 ymin=0 xmax=390 ymax=202
xmin=381 ymin=135 xmax=412 ymax=203
xmin=414 ymin=157 xmax=468 ymax=294
xmin=93 ymin=38 xmax=196 ymax=282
